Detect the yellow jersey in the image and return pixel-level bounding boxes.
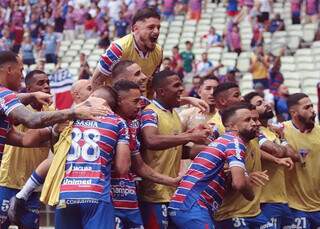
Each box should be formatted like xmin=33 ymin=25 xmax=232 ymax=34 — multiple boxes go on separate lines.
xmin=215 ymin=139 xmax=262 ymax=220
xmin=260 ymin=126 xmax=287 ymax=204
xmin=0 ymin=105 xmax=54 ymax=189
xmin=139 ymin=101 xmax=182 ymax=203
xmin=98 ymin=33 xmax=163 ymax=97
xmin=207 ymin=112 xmax=225 ymax=135
xmin=250 ymin=53 xmax=268 ymax=80
xmin=283 ymin=121 xmax=320 ymax=212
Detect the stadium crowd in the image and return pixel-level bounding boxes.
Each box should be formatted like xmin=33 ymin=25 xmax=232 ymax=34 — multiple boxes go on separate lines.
xmin=0 ymin=1 xmax=319 ymax=229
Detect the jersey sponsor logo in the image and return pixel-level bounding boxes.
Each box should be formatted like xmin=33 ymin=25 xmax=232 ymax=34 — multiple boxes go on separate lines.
xmin=62 ymin=178 xmax=92 ymax=185
xmin=74 ymin=120 xmax=98 ymax=128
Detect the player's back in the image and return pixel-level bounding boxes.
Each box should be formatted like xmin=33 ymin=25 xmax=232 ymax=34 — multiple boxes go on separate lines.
xmin=170 ymin=132 xmax=246 ymax=213
xmin=60 ymin=113 xmax=129 ymax=203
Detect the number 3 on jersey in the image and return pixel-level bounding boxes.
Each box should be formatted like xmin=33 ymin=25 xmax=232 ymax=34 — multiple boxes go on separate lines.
xmin=68 ymin=128 xmax=101 ymax=162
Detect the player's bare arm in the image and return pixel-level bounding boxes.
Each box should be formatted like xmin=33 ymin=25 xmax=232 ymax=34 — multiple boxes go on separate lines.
xmin=230 ymin=166 xmax=255 ymax=201
xmin=16 ymin=91 xmax=52 ymax=106
xmin=115 ymin=143 xmax=131 ymax=176
xmin=132 ymin=154 xmax=181 ymax=187
xmin=8 ymin=97 xmax=107 ymax=128
xmin=5 ymin=127 xmax=52 ymax=147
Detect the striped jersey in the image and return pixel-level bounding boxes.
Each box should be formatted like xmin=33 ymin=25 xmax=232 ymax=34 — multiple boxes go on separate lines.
xmin=110 ymin=96 xmax=151 ymax=210
xmin=169 ymin=131 xmax=246 ymax=213
xmin=0 ymin=86 xmax=22 ymax=161
xmin=111 ymin=119 xmax=140 ymax=210
xmin=59 ymin=114 xmax=129 ymax=202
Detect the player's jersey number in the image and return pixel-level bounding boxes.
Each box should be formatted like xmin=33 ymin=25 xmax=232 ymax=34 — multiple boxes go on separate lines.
xmin=67 ymin=128 xmax=101 ymax=162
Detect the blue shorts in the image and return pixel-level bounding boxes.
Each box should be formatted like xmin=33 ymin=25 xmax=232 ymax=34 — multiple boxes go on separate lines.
xmin=215 ymin=212 xmax=275 ymax=229
xmin=0 ymin=186 xmax=40 ymax=229
xmin=115 ymin=208 xmax=144 ymax=229
xmin=261 ymin=203 xmax=293 ymax=228
xmin=169 ymin=203 xmax=215 ymax=229
xmin=140 ymin=202 xmax=176 ymax=229
xmin=55 ymin=200 xmax=114 ymax=229
xmin=287 ymin=208 xmax=320 ymax=229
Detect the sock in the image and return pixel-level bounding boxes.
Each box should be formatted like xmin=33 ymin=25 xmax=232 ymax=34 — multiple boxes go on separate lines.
xmin=16 ymin=171 xmax=44 ymax=200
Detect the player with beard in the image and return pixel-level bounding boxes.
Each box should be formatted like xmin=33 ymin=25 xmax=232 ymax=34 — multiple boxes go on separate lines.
xmin=92 ymin=8 xmax=162 ymax=98
xmin=244 ymin=92 xmax=300 ymax=228
xmin=169 ymin=103 xmax=266 ymax=228
xmin=282 ymin=93 xmax=320 ymax=228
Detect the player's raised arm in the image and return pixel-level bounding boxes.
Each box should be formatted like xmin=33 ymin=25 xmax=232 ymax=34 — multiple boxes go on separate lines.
xmin=8 ymin=97 xmax=107 ymax=129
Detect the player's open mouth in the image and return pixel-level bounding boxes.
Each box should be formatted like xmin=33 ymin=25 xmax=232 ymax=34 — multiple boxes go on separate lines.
xmin=150 ymin=36 xmax=158 ymax=43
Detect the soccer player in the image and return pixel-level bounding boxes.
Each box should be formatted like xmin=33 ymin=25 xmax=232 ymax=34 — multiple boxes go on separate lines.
xmin=112 ymin=80 xmax=181 ymax=228
xmin=139 ymin=70 xmax=211 ymax=228
xmin=92 ymin=7 xmax=163 ymax=97
xmin=179 ymin=75 xmax=220 ymax=131
xmin=244 ymin=91 xmax=298 ymax=228
xmin=0 ymin=51 xmax=107 ymax=154
xmin=8 ymin=79 xmax=93 ymax=224
xmin=169 ymin=103 xmax=263 ymax=228
xmin=55 ymin=86 xmax=131 ymax=229
xmin=283 ymin=93 xmax=320 ymax=228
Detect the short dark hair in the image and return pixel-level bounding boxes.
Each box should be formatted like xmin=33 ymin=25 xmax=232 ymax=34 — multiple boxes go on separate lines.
xmin=287 ymin=93 xmax=308 ymax=110
xmin=25 ymin=70 xmax=47 ymax=86
xmin=152 ymin=69 xmax=177 ymax=89
xmin=213 ymin=82 xmax=239 ymax=98
xmin=221 ymin=102 xmax=254 ymax=127
xmin=113 ymin=79 xmax=140 ymax=93
xmin=163 ymin=57 xmax=171 ymax=62
xmin=243 ymin=91 xmax=261 ymax=103
xmin=112 ymin=60 xmax=135 ymax=79
xmin=132 ymin=7 xmax=160 ymax=26
xmin=199 ymin=75 xmax=219 ymax=86
xmin=0 ymin=51 xmax=18 ymax=66
xmin=93 ymin=85 xmax=117 ymax=111
xmin=185 ymin=41 xmax=192 ymax=45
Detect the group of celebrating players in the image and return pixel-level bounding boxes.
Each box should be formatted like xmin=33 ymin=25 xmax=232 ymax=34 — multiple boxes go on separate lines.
xmin=0 ymin=6 xmax=318 ymax=229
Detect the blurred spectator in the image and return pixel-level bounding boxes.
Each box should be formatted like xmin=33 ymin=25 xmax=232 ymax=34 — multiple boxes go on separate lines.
xmin=0 ymin=27 xmax=12 ymax=51
xmin=27 ymin=13 xmax=42 ymax=44
xmin=249 ymin=44 xmax=269 ymax=88
xmin=54 ymin=10 xmax=65 ymax=40
xmin=251 ymin=18 xmax=264 ymax=48
xmin=88 ymin=2 xmax=99 ymax=18
xmin=227 ymin=0 xmax=238 ymax=17
xmin=41 ymin=10 xmax=54 ymax=28
xmin=257 ymin=0 xmax=272 ymax=25
xmin=196 ymin=52 xmax=213 ymax=77
xmin=275 ymin=84 xmax=290 ymax=121
xmin=291 ymin=0 xmax=302 ymax=24
xmin=162 ymin=0 xmax=177 ymax=21
xmin=43 ymin=24 xmax=60 ymax=64
xmin=108 ymin=0 xmax=122 ymax=21
xmin=78 ymin=52 xmax=92 ymax=80
xmin=188 ymin=75 xmax=201 ymax=98
xmin=180 ymin=41 xmax=195 ymax=80
xmin=84 ymin=13 xmax=97 ymax=38
xmin=64 ymin=5 xmax=76 ymax=41
xmin=176 ymin=0 xmax=188 ymax=14
xmin=200 ymin=26 xmax=223 ymax=48
xmin=10 ymin=22 xmax=24 ymax=53
xmin=74 ymin=4 xmax=87 ymax=36
xmin=219 ymin=67 xmax=241 ymax=84
xmin=98 ymin=30 xmax=111 ymax=49
xmin=269 ymin=51 xmax=284 ymax=96
xmin=269 ymin=13 xmax=285 ymax=33
xmin=318 ymin=82 xmax=320 ymax=122
xmin=306 ymin=0 xmax=318 ymax=23
xmin=20 ymin=36 xmax=36 ymax=66
xmin=171 ymin=45 xmax=184 ymax=78
xmin=227 ymin=24 xmax=242 ymax=55
xmin=35 ymin=59 xmax=46 ymax=71
xmin=114 ymin=11 xmax=130 ymax=38
xmin=161 ymin=57 xmax=172 ymax=71
xmin=188 ymin=0 xmax=201 ymax=21
xmin=314 ymin=24 xmax=320 ymax=41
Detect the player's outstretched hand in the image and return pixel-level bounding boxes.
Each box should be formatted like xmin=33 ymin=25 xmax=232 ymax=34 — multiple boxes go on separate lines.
xmin=73 ymin=97 xmax=109 ymax=120
xmin=249 ymin=170 xmax=269 ymax=186
xmin=186 ymin=97 xmax=210 ymax=113
xmin=275 ymin=157 xmax=294 ymax=170
xmin=32 ymin=91 xmax=52 ymax=106
xmin=189 ymin=129 xmax=211 ymax=145
xmin=170 ymin=175 xmax=183 ymax=187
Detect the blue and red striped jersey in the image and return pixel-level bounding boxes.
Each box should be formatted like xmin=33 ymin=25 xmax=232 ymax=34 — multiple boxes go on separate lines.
xmin=111 ymin=119 xmax=140 ymax=210
xmin=0 ymin=86 xmax=22 ymax=160
xmin=59 ymin=114 xmax=129 ymax=202
xmin=169 ymin=131 xmax=246 ymax=213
